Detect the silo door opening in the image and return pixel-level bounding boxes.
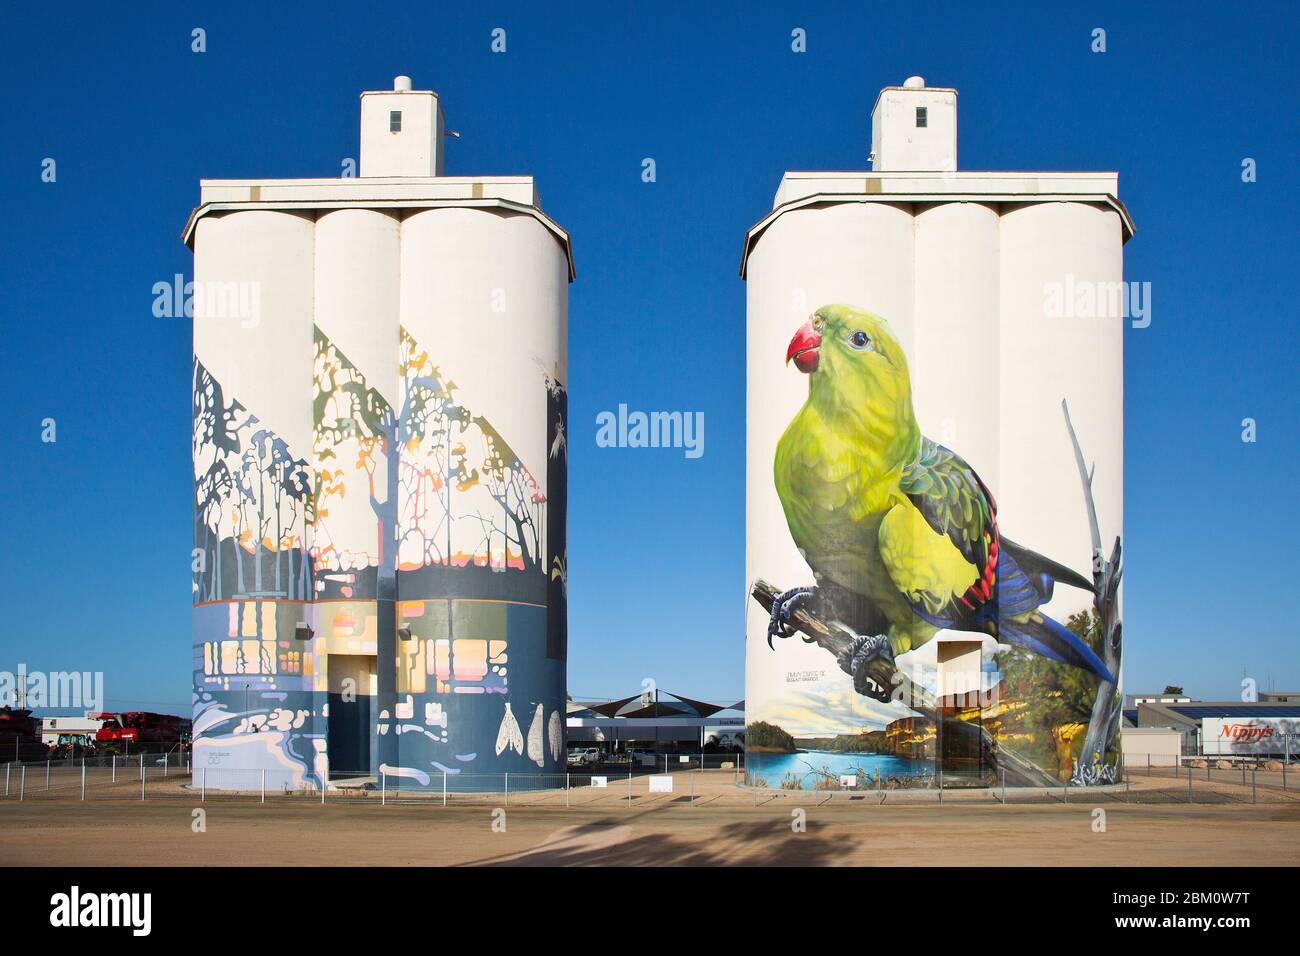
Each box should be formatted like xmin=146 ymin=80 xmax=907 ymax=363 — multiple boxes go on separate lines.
xmin=935 ymin=640 xmax=992 ymax=783
xmin=327 ymin=654 xmax=376 ymax=781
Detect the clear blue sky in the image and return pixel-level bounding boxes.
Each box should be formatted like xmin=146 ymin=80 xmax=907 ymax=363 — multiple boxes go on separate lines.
xmin=0 ymin=1 xmax=1295 ymax=713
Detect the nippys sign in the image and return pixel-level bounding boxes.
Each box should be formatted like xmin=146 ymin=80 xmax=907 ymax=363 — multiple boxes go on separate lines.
xmin=1203 ymin=717 xmax=1298 ymax=755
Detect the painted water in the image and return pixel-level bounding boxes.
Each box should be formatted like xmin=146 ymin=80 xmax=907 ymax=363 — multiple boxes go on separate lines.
xmin=747 ymin=749 xmax=929 ymax=789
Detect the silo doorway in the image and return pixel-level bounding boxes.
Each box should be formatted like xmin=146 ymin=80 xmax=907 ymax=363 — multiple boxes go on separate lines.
xmin=327 ymin=654 xmax=376 ymax=780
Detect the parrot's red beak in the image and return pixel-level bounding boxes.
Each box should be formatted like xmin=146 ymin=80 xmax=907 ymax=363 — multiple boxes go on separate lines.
xmin=786 ymin=321 xmax=821 ymax=373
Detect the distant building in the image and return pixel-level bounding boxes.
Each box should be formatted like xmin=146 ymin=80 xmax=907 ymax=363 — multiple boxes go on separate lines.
xmin=1260 ymin=691 xmax=1300 ymax=704
xmin=1137 ymin=700 xmax=1300 ymax=756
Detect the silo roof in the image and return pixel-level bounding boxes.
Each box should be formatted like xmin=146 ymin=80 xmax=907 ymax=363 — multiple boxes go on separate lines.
xmin=740 ymin=170 xmax=1134 ymax=278
xmin=182 ymin=175 xmax=574 ymax=281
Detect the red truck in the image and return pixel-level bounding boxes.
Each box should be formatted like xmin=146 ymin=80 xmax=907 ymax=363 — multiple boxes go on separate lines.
xmin=93 ymin=712 xmax=191 ymax=747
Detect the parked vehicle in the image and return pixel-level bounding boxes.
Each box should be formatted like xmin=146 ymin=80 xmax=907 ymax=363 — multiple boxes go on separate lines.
xmin=93 ymin=712 xmax=191 ymax=748
xmin=566 ymin=747 xmax=601 ymax=768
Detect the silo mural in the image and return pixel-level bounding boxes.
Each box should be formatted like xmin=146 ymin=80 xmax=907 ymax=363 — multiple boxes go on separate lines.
xmin=744 ymin=82 xmax=1127 ymax=789
xmin=189 ymin=80 xmax=570 ymax=791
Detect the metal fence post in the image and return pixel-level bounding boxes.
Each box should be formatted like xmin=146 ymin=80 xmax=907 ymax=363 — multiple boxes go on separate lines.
xmin=381 ymin=770 xmax=385 ymax=806
xmin=5 ymin=763 xmax=9 ymax=796
xmin=1125 ymin=776 xmax=1130 ymax=803
xmin=504 ymin=772 xmax=508 ymax=806
xmin=628 ymin=772 xmax=632 ymax=805
xmin=565 ymin=772 xmax=570 ymax=808
xmin=1001 ymin=768 xmax=1006 ymax=804
xmin=1251 ymin=764 xmax=1256 ymax=803
xmin=320 ymin=772 xmax=325 ymax=804
xmin=19 ymin=765 xmax=25 ymax=800
xmin=202 ymin=767 xmax=206 ymax=802
xmin=1285 ymin=735 xmax=1290 ymax=790
xmin=1147 ymin=754 xmax=1150 ymax=777
xmin=112 ymin=756 xmax=116 ymax=784
xmin=442 ymin=771 xmax=447 ymax=807
xmin=1188 ymin=765 xmax=1193 ymax=803
xmin=164 ymin=752 xmax=169 ymax=778
xmin=141 ymin=766 xmax=146 ymax=801
xmin=81 ymin=763 xmax=86 ymax=801
xmin=261 ymin=768 xmax=266 ymax=804
xmin=46 ymin=759 xmax=50 ymax=790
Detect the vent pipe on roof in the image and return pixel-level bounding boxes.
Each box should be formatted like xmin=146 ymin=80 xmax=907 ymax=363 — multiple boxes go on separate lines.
xmin=393 ymin=75 xmax=412 ymax=92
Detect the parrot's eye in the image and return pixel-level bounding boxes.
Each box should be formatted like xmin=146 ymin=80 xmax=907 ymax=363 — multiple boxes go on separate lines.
xmin=847 ymin=330 xmax=872 ymax=351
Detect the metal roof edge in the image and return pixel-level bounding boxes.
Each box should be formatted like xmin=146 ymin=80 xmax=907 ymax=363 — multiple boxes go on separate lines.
xmin=182 ymin=197 xmax=575 ymax=282
xmin=740 ymin=190 xmax=1135 ymax=278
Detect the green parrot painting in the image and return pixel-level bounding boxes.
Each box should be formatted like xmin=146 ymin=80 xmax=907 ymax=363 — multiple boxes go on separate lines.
xmin=768 ymin=304 xmax=1112 ymax=702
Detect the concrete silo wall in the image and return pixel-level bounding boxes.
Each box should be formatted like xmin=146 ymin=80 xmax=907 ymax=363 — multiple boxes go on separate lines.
xmin=744 ymin=199 xmax=1123 ymax=787
xmin=192 ymin=204 xmax=568 ymax=791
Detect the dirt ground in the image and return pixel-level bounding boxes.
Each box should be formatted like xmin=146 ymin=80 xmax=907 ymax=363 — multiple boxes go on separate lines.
xmin=2 ymin=769 xmax=1297 ymax=866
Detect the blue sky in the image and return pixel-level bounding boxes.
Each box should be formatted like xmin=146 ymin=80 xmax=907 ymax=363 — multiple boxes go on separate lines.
xmin=0 ymin=1 xmax=1295 ymax=713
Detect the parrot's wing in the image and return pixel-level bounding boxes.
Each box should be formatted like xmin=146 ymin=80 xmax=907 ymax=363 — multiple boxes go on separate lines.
xmin=899 ymin=438 xmax=998 ymax=607
xmin=878 ymin=503 xmax=980 ymax=621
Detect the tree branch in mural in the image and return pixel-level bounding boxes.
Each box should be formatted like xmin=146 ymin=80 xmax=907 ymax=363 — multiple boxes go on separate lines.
xmin=750 ymin=580 xmax=1057 ymax=787
xmin=312 ymin=328 xmax=398 ymax=593
xmin=393 ymin=326 xmax=546 ymax=577
xmin=1064 ymin=400 xmax=1123 ymax=786
xmin=192 ymin=358 xmax=313 ymax=602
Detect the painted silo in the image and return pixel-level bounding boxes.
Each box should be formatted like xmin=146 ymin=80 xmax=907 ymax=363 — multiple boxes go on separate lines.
xmin=743 ymin=80 xmax=1129 ymax=788
xmin=188 ymin=78 xmax=572 ymax=792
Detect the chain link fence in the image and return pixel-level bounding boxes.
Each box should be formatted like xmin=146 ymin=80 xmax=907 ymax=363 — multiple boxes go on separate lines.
xmin=1 ymin=748 xmax=1295 ymax=808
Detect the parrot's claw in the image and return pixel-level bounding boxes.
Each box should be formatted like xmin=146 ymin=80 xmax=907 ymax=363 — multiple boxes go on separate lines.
xmin=767 ymin=586 xmax=818 ymax=648
xmin=837 ymin=634 xmax=897 ymax=703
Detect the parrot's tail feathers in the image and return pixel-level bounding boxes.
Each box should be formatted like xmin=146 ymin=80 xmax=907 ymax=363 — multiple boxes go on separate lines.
xmin=1000 ymin=537 xmax=1094 ymax=593
xmin=1000 ymin=612 xmax=1114 ymax=684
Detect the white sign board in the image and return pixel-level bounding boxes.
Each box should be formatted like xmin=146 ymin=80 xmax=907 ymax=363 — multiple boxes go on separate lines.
xmin=679 ymin=755 xmax=690 ymax=763
xmin=590 ymin=776 xmax=608 ymax=788
xmin=1202 ymin=717 xmax=1298 ymax=755
xmin=840 ymin=775 xmax=857 ymax=788
xmin=648 ymin=775 xmax=673 ymax=793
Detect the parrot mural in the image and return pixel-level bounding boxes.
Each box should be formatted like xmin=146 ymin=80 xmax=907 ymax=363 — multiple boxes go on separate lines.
xmin=768 ymin=304 xmax=1112 ymax=702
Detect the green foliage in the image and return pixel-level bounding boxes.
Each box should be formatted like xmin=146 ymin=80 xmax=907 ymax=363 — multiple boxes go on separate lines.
xmin=798 ymin=731 xmax=891 ymax=753
xmin=993 ymin=608 xmax=1104 ymax=774
xmin=745 ymin=721 xmax=797 ymax=752
xmin=1162 ymin=685 xmax=1184 ymax=695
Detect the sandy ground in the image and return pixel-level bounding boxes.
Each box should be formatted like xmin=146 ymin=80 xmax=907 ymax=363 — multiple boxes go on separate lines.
xmin=1 ymin=769 xmax=1297 ymax=866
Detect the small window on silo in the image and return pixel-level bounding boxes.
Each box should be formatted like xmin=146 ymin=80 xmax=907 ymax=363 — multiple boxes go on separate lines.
xmin=915 ymin=107 xmax=928 ymax=128
xmin=389 ymin=111 xmax=402 ymax=133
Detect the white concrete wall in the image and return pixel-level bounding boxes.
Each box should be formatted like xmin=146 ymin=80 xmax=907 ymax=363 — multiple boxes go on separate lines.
xmin=745 ymin=197 xmax=1124 ymax=740
xmin=871 ymin=89 xmax=957 ymax=172
xmin=360 ymin=91 xmax=444 ymax=177
xmin=1121 ymin=729 xmax=1182 ymax=766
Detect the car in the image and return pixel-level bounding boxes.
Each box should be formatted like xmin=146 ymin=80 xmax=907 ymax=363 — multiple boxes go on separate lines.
xmin=566 ymin=748 xmax=600 ymax=768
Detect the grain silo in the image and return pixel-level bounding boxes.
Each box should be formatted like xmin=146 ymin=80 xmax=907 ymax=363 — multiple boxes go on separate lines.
xmin=188 ymin=77 xmax=571 ymax=791
xmin=743 ymin=78 xmax=1129 ymax=788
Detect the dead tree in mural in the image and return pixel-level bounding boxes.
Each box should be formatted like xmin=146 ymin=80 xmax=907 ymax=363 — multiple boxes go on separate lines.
xmin=193 ymin=358 xmax=314 ymax=603
xmin=475 ymin=417 xmax=544 ymax=573
xmin=1064 ymin=400 xmax=1124 ymax=786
